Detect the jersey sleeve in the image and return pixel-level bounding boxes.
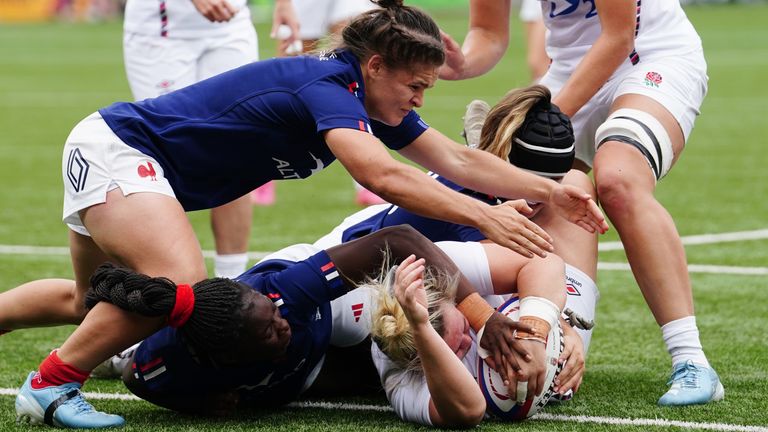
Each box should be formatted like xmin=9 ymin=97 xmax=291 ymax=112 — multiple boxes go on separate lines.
xmin=297 ymin=79 xmax=375 ymax=135
xmin=371 ymin=343 xmax=433 ymax=426
xmin=435 ymin=241 xmax=494 ymax=296
xmin=371 ymin=111 xmax=429 ymax=150
xmin=267 ymin=250 xmax=348 ymax=315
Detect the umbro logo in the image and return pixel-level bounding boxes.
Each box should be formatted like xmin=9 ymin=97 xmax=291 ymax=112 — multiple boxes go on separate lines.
xmin=66 ymin=148 xmax=89 ymax=192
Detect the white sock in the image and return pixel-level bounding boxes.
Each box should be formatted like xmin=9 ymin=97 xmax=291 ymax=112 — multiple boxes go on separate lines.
xmin=661 ymin=316 xmax=710 ymax=368
xmin=214 ymin=253 xmax=249 ymax=278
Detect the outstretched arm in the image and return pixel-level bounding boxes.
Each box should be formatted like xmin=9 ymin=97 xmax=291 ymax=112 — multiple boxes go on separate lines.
xmin=552 ymin=0 xmax=636 ymax=116
xmin=400 ymin=128 xmax=608 ymax=235
xmin=325 ymin=128 xmax=557 ymax=259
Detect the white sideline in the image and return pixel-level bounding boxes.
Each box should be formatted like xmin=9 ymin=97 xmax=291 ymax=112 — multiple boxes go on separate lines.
xmin=0 ymin=388 xmax=766 ymax=432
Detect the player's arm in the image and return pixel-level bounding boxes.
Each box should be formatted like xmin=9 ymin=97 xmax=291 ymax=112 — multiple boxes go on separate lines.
xmin=400 ymin=128 xmax=608 ymax=234
xmin=439 ymin=0 xmax=512 ymax=80
xmin=555 ymin=318 xmax=585 ymax=395
xmin=324 ymin=127 xmax=556 ymax=259
xmin=552 ymin=0 xmax=637 ymax=117
xmin=393 ymin=256 xmax=486 ymax=428
xmin=328 ymin=225 xmax=538 ymax=384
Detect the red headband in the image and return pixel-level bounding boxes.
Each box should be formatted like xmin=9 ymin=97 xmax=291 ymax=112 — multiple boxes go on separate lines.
xmin=168 ymin=284 xmax=195 ymax=328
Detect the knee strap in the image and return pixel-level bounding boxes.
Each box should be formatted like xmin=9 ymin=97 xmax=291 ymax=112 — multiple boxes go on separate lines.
xmin=595 ymin=108 xmax=673 ymax=181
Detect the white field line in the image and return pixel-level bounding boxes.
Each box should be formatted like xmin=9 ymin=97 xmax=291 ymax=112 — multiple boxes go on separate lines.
xmin=598 ymin=262 xmax=768 ymax=275
xmin=1 ymin=228 xmax=767 ymax=276
xmin=0 ymin=388 xmax=765 ymax=432
xmin=599 ymin=228 xmax=768 ymax=251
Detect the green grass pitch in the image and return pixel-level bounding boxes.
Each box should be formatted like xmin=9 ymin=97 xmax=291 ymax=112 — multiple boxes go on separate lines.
xmin=0 ymin=3 xmax=767 ymax=431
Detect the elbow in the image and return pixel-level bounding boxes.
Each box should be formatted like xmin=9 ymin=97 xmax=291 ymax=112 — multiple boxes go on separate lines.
xmin=440 ymin=402 xmax=486 ymax=428
xmin=376 ymin=225 xmax=429 ymax=254
xmin=613 ymin=30 xmax=636 ymax=57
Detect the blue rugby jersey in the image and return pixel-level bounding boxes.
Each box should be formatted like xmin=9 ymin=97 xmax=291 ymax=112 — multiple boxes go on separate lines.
xmin=99 ymin=50 xmax=428 ymax=211
xmin=131 ymin=250 xmax=347 ymax=406
xmin=339 ymin=173 xmax=499 ymax=244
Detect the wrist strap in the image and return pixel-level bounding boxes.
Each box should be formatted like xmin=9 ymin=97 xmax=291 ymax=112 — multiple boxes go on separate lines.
xmin=513 ymin=316 xmax=550 ymax=344
xmin=456 ymin=292 xmax=494 ymax=333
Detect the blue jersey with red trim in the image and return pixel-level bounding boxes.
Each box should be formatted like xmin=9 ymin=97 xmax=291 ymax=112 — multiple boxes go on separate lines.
xmin=131 ymin=250 xmax=346 ymax=407
xmin=340 ymin=174 xmax=498 ymax=243
xmin=98 ymin=50 xmax=429 ymax=211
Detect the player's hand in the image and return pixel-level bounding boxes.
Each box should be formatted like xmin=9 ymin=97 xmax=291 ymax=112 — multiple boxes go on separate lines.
xmin=554 ymin=322 xmax=585 ymax=395
xmin=270 ymin=0 xmax=300 ymax=46
xmin=192 ymin=0 xmax=238 ymax=22
xmin=548 ymin=184 xmax=609 ymax=234
xmin=478 ymin=199 xmax=554 ymax=259
xmin=506 ymin=339 xmax=548 ymax=403
xmin=479 ymin=311 xmax=534 ymax=384
xmin=438 ymin=30 xmax=466 ymax=80
xmin=393 ymin=255 xmax=429 ymax=326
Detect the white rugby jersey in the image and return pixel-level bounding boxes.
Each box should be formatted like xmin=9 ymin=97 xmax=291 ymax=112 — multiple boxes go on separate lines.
xmin=541 ymin=0 xmax=703 ymax=77
xmin=123 ymin=0 xmax=253 ymax=38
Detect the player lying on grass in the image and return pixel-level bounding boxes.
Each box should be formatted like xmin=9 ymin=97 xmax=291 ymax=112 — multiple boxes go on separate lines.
xmin=14 ymin=225 xmax=537 ymax=428
xmin=369 ymin=249 xmax=567 ymax=427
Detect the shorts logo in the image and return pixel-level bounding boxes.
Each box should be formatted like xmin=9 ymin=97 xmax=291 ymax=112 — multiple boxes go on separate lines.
xmin=137 ymin=161 xmax=157 ymax=181
xmin=155 ymin=79 xmax=174 ymax=92
xmin=644 ymin=71 xmax=663 ymax=88
xmin=566 ymin=284 xmax=581 ymax=296
xmin=351 ymin=303 xmax=364 ymax=322
xmin=66 ymin=148 xmax=90 ymax=192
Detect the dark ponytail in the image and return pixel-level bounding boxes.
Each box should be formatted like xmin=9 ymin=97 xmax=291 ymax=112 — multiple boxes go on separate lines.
xmin=86 ymin=263 xmax=249 ymax=353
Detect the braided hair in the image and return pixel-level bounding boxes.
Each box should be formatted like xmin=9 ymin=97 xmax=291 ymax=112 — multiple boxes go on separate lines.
xmin=85 ymin=263 xmax=249 ymax=354
xmin=334 ymin=0 xmax=445 ymax=69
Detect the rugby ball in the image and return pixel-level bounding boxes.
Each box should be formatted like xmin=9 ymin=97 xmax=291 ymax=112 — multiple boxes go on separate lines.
xmin=476 ymin=296 xmax=563 ymax=421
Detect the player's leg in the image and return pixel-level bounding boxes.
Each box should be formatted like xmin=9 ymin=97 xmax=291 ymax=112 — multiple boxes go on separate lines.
xmin=531 ymin=170 xmax=597 ymax=281
xmin=18 ymin=118 xmax=208 ymax=427
xmin=593 ymin=55 xmax=721 ymax=405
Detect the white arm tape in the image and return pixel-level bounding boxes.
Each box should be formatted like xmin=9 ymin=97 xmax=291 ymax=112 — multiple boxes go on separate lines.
xmin=519 ymin=296 xmax=561 ymax=330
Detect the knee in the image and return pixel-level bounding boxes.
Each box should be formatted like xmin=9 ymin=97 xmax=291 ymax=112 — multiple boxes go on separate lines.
xmin=563 ymin=170 xmax=596 ymax=199
xmin=594 ymin=170 xmax=636 ymax=217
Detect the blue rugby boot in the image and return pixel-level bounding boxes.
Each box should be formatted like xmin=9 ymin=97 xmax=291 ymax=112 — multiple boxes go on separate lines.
xmin=15 ymin=371 xmax=125 ymax=428
xmin=658 ymin=360 xmax=725 ymax=406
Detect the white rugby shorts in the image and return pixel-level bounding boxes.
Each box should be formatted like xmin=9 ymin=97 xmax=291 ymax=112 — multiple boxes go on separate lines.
xmin=540 ymin=50 xmax=708 ymax=167
xmin=123 ymin=28 xmax=257 ymax=100
xmin=62 ymin=112 xmax=176 ymax=236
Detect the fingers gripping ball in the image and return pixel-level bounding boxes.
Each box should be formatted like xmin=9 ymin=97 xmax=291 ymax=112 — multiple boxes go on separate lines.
xmin=476 ymin=296 xmax=564 ymax=421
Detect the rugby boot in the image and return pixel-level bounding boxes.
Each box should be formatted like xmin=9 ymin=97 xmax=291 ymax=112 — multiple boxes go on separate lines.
xmin=16 ymin=371 xmax=125 ymax=428
xmin=658 ymin=360 xmax=724 ymax=406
